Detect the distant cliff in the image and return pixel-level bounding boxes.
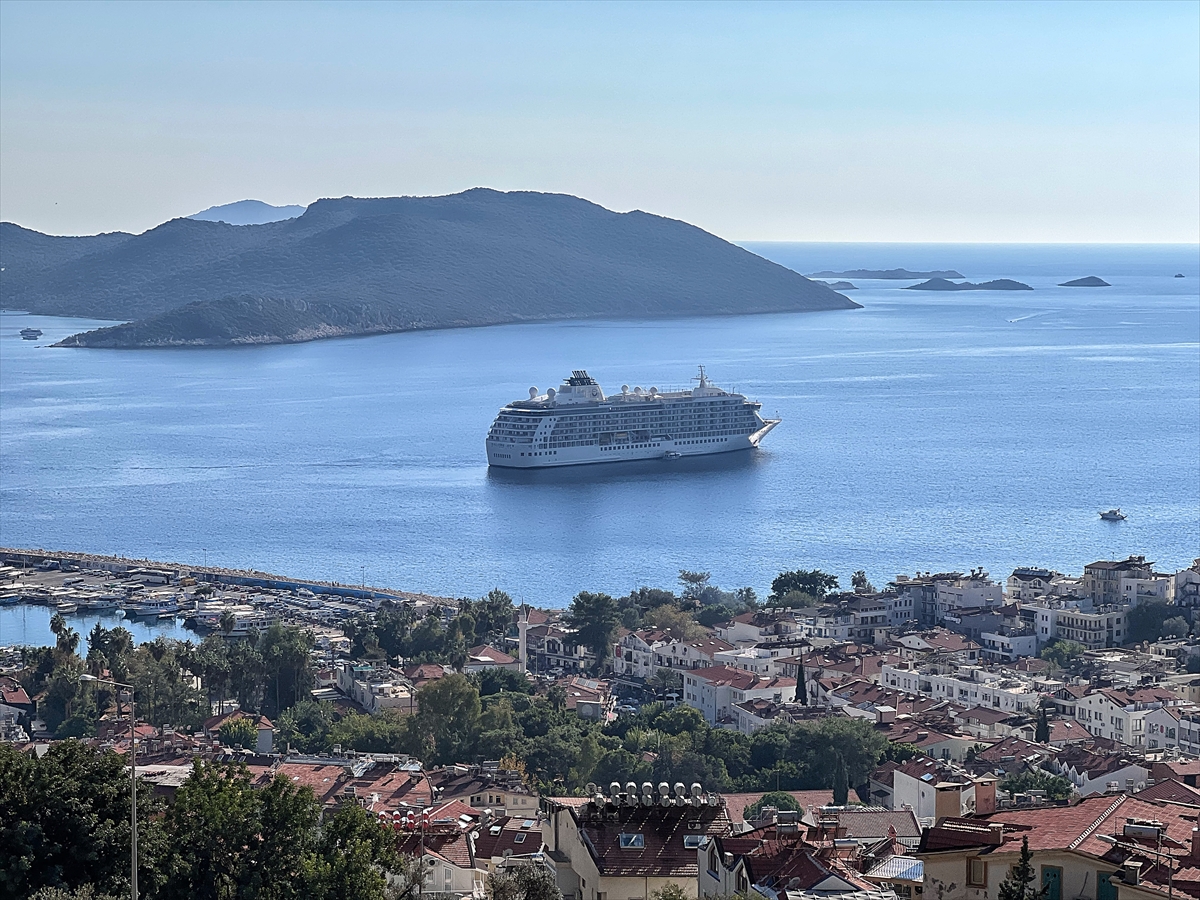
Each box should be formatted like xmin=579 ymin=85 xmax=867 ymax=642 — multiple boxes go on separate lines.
xmin=905 ymin=278 xmax=1033 ymax=291
xmin=1 ymin=189 xmax=859 ymax=348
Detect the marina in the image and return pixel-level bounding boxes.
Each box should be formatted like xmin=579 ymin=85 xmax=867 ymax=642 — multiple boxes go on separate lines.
xmin=0 ymin=550 xmax=451 ymax=653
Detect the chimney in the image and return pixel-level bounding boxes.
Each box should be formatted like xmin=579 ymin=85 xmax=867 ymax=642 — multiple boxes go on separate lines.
xmin=975 ymin=778 xmax=997 ymax=816
xmin=988 ymin=823 xmax=1005 ymax=845
xmin=1124 ymin=862 xmax=1142 ymax=885
xmin=935 ymin=783 xmax=964 ymax=821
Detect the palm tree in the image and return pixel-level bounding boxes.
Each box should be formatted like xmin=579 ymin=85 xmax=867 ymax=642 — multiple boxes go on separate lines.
xmin=219 ymin=610 xmax=236 ymax=637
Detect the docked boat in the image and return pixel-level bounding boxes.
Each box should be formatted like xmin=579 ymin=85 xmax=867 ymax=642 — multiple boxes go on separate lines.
xmin=1099 ymin=509 xmax=1127 ymax=521
xmin=20 ymin=328 xmax=43 ymax=340
xmin=54 ymin=601 xmax=79 ymax=614
xmin=123 ymin=595 xmax=182 ymax=617
xmin=485 ymin=367 xmax=780 ymax=469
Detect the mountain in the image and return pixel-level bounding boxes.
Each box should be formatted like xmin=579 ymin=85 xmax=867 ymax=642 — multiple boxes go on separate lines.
xmin=904 ymin=278 xmax=1032 ymax=291
xmin=1 ymin=189 xmax=859 ymax=348
xmin=188 ymin=199 xmax=307 ymax=225
xmin=809 ymin=268 xmax=965 ymax=279
xmin=1059 ymin=276 xmax=1111 ymax=287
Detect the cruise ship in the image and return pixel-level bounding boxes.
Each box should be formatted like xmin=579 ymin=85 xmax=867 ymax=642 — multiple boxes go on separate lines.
xmin=486 ymin=367 xmax=780 ymax=468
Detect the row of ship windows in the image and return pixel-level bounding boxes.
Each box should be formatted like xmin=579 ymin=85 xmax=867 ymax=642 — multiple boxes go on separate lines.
xmin=491 ymin=427 xmax=755 ymax=445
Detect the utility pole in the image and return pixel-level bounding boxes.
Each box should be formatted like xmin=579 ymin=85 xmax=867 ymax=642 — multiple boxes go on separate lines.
xmin=82 ymin=675 xmax=137 ymax=900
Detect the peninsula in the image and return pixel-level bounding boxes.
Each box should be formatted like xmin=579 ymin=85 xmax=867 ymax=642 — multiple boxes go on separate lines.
xmin=1 ymin=189 xmax=859 ymax=349
xmin=1059 ymin=276 xmax=1111 ymax=287
xmin=905 ymin=277 xmax=1033 ymax=292
xmin=809 ymin=268 xmax=965 ymax=279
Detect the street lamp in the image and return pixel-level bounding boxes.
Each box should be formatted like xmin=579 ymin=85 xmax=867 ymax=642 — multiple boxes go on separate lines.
xmin=81 ymin=674 xmax=138 ymax=900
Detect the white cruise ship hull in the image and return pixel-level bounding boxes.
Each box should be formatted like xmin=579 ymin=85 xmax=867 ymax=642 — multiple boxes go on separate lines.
xmin=487 ymin=419 xmax=779 ymax=469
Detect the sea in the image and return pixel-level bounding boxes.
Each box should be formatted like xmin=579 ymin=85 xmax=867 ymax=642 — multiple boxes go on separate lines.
xmin=2 ymin=242 xmax=1198 ymax=648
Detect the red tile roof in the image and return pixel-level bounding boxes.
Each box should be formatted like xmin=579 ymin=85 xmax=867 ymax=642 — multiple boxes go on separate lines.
xmin=686 ymin=666 xmax=795 ymax=691
xmin=467 ymin=644 xmax=517 ymax=666
xmin=566 ymin=801 xmax=732 ymax=878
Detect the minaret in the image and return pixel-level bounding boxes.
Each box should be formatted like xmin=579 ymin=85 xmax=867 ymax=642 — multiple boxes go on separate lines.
xmin=518 ymin=605 xmax=529 ymax=673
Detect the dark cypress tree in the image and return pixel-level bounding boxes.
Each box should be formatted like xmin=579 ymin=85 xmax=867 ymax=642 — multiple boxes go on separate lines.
xmin=832 ymin=755 xmax=849 ymax=805
xmin=797 ymin=661 xmax=808 ymax=705
xmin=1035 ymin=706 xmax=1050 ymax=744
xmin=998 ymin=835 xmax=1047 ymax=900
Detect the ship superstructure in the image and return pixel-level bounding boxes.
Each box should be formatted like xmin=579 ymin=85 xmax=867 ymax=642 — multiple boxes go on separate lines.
xmin=485 ymin=367 xmax=780 ymax=468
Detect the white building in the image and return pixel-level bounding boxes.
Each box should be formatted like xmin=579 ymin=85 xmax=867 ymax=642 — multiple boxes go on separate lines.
xmin=612 ymin=629 xmax=670 ymax=680
xmin=1024 ymin=599 xmax=1126 ymax=650
xmin=655 ymin=636 xmax=737 ymax=673
xmin=681 ymin=666 xmax=796 ymax=726
xmin=715 ymin=611 xmax=803 ymax=647
xmin=712 ymin=646 xmax=789 ymax=676
xmin=1006 ymin=568 xmax=1062 ymax=602
xmin=881 ymin=662 xmax=1041 ymax=712
xmin=335 ymin=660 xmax=414 ymax=715
xmin=1072 ymin=686 xmax=1180 ymax=747
xmin=979 ymin=629 xmax=1038 ymax=662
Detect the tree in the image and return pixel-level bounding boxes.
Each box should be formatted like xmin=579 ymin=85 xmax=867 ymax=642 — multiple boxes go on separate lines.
xmin=563 ymin=592 xmax=621 ymax=671
xmin=220 ymin=716 xmax=260 ymax=749
xmin=796 ymin=661 xmax=808 ymax=705
xmin=1000 ymin=770 xmax=1073 ymax=802
xmin=678 ymin=570 xmax=712 ymax=604
xmin=770 ymin=569 xmax=839 ymax=602
xmin=650 ymin=884 xmax=689 ymax=900
xmin=832 ymin=755 xmax=850 ymax=805
xmin=998 ymin=836 xmax=1047 ymax=900
xmin=219 ymin=610 xmax=236 ymax=637
xmin=1039 ymin=639 xmax=1084 ymax=669
xmin=1163 ymin=616 xmax=1190 ymax=639
xmin=0 ymin=741 xmax=166 ymax=899
xmin=474 ymin=667 xmax=532 ymax=696
xmin=411 ymin=674 xmax=481 ymax=764
xmin=1034 ymin=707 xmax=1050 ymax=744
xmin=1127 ymin=600 xmax=1174 ymax=645
xmin=744 ymin=790 xmax=803 ymax=821
xmin=487 ymin=864 xmax=562 ymax=900
xmin=851 ymin=570 xmax=876 ymax=593
xmin=642 ymin=604 xmax=707 ymax=640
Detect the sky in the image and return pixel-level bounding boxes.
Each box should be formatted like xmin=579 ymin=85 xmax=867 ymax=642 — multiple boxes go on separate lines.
xmin=1 ymin=0 xmax=1197 ymax=242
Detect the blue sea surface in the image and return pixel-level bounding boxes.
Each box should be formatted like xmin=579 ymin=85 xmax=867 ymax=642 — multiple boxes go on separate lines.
xmin=2 ymin=243 xmax=1198 ymax=621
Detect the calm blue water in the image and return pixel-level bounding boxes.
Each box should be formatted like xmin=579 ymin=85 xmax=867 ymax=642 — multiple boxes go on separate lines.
xmin=2 ymin=243 xmax=1198 ymax=622
xmin=0 ymin=604 xmax=188 ymax=653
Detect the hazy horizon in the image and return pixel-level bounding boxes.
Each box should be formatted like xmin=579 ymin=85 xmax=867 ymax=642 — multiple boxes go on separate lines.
xmin=2 ymin=1 xmax=1197 ymax=243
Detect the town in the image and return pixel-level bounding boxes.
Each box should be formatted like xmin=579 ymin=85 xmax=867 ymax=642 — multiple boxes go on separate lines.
xmin=4 ymin=548 xmax=1200 ymax=900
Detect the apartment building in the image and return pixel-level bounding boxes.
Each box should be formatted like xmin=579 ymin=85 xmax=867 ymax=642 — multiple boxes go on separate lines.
xmin=1025 ymin=599 xmax=1126 ymax=650
xmin=881 ymin=662 xmax=1041 ymax=712
xmin=1006 ymin=568 xmax=1063 ymax=601
xmin=682 ymin=666 xmax=796 ymax=726
xmin=612 ymin=629 xmax=670 ymax=680
xmin=1073 ymin=686 xmax=1179 ymax=747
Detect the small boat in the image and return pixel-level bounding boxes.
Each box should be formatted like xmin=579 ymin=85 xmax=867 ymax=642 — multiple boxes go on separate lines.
xmin=1099 ymin=509 xmax=1127 ymax=521
xmin=663 ymin=450 xmax=682 ymax=460
xmin=20 ymin=328 xmax=43 ymax=340
xmin=55 ymin=602 xmax=79 ymax=614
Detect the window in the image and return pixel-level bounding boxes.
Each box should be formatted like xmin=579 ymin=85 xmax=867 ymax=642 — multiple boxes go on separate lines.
xmin=513 ymin=833 xmax=526 ymax=843
xmin=619 ymin=833 xmax=645 ymax=849
xmin=684 ymin=835 xmax=704 ymax=849
xmin=968 ymin=858 xmax=987 ymax=886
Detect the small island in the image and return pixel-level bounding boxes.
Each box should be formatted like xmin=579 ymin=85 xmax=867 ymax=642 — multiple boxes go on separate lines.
xmin=1059 ymin=276 xmax=1110 ymax=287
xmin=819 ymin=280 xmax=857 ymax=290
xmin=904 ymin=277 xmax=1033 ymax=292
xmin=810 ymin=268 xmax=965 ymax=279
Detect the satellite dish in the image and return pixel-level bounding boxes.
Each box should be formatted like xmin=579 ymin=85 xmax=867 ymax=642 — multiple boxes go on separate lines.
xmin=649 ymin=387 xmax=658 ymax=396
xmin=529 ymin=387 xmax=538 ymax=399
xmin=622 ymin=384 xmax=630 ymax=393
xmin=547 ymin=388 xmax=556 ymax=400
